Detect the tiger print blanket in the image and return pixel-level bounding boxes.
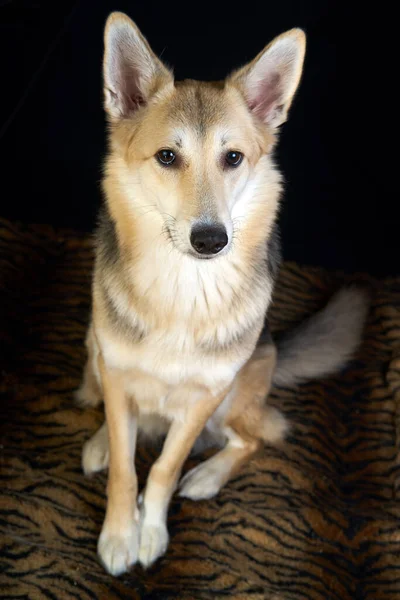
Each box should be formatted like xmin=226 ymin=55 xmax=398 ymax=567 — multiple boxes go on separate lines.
xmin=0 ymin=217 xmax=399 ymax=600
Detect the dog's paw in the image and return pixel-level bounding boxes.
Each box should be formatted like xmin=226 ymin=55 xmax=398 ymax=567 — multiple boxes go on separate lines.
xmin=74 ymin=385 xmax=102 ymax=408
xmin=179 ymin=462 xmax=222 ymax=500
xmin=98 ymin=523 xmax=139 ymax=576
xmin=82 ymin=435 xmax=109 ymax=475
xmin=138 ymin=521 xmax=169 ymax=568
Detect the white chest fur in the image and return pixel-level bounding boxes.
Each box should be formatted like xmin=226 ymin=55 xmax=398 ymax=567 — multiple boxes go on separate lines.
xmin=98 ymin=324 xmax=243 ymax=388
xmin=96 ymin=237 xmax=271 ymax=420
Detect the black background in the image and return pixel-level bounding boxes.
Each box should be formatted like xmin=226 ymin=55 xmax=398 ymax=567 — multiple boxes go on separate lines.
xmin=0 ymin=1 xmax=396 ymax=276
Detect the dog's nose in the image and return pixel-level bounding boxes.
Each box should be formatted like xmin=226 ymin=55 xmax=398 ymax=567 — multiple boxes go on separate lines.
xmin=190 ymin=224 xmax=228 ymax=255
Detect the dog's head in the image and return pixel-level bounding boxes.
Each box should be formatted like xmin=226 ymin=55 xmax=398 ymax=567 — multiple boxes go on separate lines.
xmin=103 ymin=12 xmax=305 ymax=259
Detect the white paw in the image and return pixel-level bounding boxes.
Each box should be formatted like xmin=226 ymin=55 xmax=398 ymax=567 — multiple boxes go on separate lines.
xmin=98 ymin=523 xmax=139 ymax=576
xmin=179 ymin=463 xmax=222 ymax=500
xmin=74 ymin=386 xmax=102 ymax=408
xmin=138 ymin=521 xmax=169 ymax=568
xmin=82 ymin=436 xmax=109 ymax=475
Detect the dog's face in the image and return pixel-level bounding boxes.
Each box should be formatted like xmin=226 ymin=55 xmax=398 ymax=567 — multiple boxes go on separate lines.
xmin=103 ymin=13 xmax=305 ymax=259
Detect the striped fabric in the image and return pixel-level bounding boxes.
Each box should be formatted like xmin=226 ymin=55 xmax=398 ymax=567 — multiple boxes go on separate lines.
xmin=1 ymin=217 xmax=399 ymax=600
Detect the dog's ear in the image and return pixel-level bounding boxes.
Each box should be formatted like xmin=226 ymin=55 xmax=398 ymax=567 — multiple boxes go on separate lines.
xmin=229 ymin=29 xmax=306 ymax=129
xmin=103 ymin=12 xmax=173 ymax=120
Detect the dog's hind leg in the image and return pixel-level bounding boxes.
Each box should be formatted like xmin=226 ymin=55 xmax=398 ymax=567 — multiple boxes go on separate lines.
xmin=75 ymin=323 xmax=103 ymax=407
xmin=179 ymin=404 xmax=287 ymax=500
xmin=82 ymin=421 xmax=109 ymax=475
xmin=179 ymin=428 xmax=261 ymax=500
xmin=81 ymin=414 xmax=172 ymax=476
xmin=179 ymin=342 xmax=287 ymax=500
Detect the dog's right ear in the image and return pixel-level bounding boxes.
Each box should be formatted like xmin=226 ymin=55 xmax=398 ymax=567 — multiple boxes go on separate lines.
xmin=103 ymin=12 xmax=173 ymax=121
xmin=228 ymin=29 xmax=306 ymax=129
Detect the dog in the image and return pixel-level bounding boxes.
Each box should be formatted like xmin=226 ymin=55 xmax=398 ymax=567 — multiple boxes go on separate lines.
xmin=76 ymin=12 xmax=369 ymax=576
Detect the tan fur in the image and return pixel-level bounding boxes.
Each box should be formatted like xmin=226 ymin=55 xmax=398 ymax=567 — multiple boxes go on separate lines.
xmin=96 ymin=353 xmax=140 ymax=575
xmin=180 ymin=344 xmax=285 ymax=500
xmin=75 ymin=325 xmax=101 ymax=407
xmin=79 ymin=12 xmax=307 ymax=575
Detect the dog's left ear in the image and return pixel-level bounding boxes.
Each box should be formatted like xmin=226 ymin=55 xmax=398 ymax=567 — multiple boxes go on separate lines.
xmin=229 ymin=29 xmax=306 ymax=128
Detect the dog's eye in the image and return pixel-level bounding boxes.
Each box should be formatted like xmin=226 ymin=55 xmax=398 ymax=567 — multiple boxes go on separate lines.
xmin=156 ymin=149 xmax=176 ymax=166
xmin=225 ymin=151 xmax=243 ymax=167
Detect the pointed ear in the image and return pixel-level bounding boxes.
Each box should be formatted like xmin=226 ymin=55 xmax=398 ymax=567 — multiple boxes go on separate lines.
xmin=103 ymin=12 xmax=173 ymax=120
xmin=229 ymin=29 xmax=306 ymax=129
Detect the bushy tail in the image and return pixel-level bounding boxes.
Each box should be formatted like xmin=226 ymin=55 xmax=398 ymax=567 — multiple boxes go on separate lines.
xmin=272 ymin=286 xmax=370 ymax=387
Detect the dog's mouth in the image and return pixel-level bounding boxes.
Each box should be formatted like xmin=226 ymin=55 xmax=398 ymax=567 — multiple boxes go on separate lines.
xmin=188 ymin=251 xmax=218 ymax=260
xmin=186 ymin=244 xmax=230 ymax=261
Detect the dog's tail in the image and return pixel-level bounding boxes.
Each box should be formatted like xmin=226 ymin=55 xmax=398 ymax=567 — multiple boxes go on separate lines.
xmin=272 ymin=286 xmax=370 ymax=387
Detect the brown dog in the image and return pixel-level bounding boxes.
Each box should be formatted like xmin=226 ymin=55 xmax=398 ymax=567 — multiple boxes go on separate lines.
xmin=77 ymin=12 xmax=368 ymax=576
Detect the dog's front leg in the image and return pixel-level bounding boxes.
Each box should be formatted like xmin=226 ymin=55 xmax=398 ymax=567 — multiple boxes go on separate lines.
xmin=138 ymin=388 xmax=226 ymax=567
xmin=97 ymin=355 xmax=139 ymax=576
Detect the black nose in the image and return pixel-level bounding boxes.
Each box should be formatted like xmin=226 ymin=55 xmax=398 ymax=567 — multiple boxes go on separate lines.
xmin=190 ymin=224 xmax=228 ymax=255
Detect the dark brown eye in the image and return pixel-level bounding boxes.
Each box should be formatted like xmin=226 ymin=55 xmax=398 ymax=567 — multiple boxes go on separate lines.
xmin=225 ymin=150 xmax=243 ymax=167
xmin=156 ymin=149 xmax=176 ymax=166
